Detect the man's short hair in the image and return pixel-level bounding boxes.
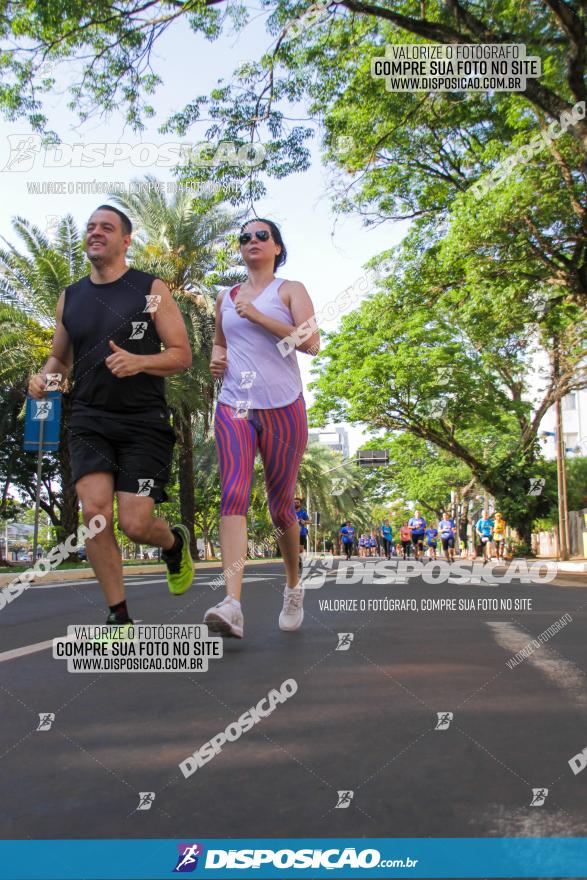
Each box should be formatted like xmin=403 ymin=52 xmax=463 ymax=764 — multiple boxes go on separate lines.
xmin=92 ymin=204 xmax=132 ymax=236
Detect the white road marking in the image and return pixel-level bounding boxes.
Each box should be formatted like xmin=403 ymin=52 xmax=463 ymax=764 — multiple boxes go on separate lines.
xmin=0 ymin=621 xmax=144 ymax=663
xmin=0 ymin=638 xmax=55 ymax=662
xmin=29 ymin=577 xmax=165 ymax=589
xmin=487 ymin=621 xmax=587 ymax=711
xmin=25 ymin=573 xmax=280 ymax=590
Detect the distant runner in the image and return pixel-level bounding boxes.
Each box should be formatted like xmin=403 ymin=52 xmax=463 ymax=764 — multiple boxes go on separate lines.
xmin=381 ymin=519 xmax=393 ymax=559
xmin=408 ymin=510 xmax=426 ymax=560
xmin=493 ymin=512 xmax=507 ymax=561
xmin=438 ymin=511 xmax=456 ymax=563
xmin=294 ymin=496 xmax=310 ymax=574
xmin=399 ymin=523 xmax=412 ymax=559
xmin=475 ymin=510 xmax=494 ymax=561
xmin=340 ymin=521 xmax=355 ymax=561
xmin=425 ymin=524 xmax=439 ymax=560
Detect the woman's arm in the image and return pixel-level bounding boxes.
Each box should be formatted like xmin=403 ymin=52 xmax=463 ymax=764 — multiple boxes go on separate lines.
xmin=210 ymin=291 xmax=228 ymax=378
xmin=233 ymin=280 xmax=320 ymax=355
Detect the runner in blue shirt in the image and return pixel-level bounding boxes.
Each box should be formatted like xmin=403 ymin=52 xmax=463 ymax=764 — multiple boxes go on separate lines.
xmin=475 ymin=510 xmax=494 ymax=561
xmin=381 ymin=519 xmax=393 ymax=559
xmin=425 ymin=525 xmax=439 ymax=560
xmin=340 ymin=521 xmax=355 ymax=561
xmin=408 ymin=510 xmax=427 ymax=559
xmin=294 ymin=496 xmax=309 ymax=574
xmin=438 ymin=511 xmax=456 ymax=562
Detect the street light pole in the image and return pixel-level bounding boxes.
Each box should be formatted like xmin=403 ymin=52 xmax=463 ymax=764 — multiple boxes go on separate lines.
xmin=306 ymin=483 xmax=311 ymax=555
xmin=555 ymin=397 xmax=570 ymax=560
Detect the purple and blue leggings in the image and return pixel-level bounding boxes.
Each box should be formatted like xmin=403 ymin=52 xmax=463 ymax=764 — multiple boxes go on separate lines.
xmin=214 ymin=395 xmax=308 ymax=531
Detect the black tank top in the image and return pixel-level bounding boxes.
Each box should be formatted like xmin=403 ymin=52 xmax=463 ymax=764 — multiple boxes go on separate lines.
xmin=62 ymin=268 xmax=167 ymax=416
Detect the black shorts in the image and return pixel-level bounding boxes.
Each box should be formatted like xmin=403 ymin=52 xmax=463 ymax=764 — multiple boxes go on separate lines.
xmin=68 ymin=406 xmax=175 ymax=502
xmin=299 ymin=534 xmax=308 ymax=549
xmin=412 ymin=535 xmax=424 ymax=548
xmin=441 ymin=537 xmax=455 ymax=550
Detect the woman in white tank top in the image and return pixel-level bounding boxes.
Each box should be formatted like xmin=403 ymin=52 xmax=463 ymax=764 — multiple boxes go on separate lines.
xmin=203 ymin=218 xmax=320 ymax=639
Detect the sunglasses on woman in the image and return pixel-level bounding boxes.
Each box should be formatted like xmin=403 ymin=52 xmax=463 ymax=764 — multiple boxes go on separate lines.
xmin=239 ymin=230 xmax=272 ymax=245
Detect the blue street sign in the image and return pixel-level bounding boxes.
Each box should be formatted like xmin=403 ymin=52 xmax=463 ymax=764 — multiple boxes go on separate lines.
xmin=23 ymin=392 xmax=62 ymax=451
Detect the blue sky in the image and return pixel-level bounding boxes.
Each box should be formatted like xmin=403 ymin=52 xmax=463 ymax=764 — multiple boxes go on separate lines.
xmin=0 ymin=6 xmax=408 ymax=454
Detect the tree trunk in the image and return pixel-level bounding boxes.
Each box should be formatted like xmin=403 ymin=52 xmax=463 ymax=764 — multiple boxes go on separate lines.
xmin=460 ymin=497 xmax=470 ymax=546
xmin=174 ymin=407 xmax=197 ymax=558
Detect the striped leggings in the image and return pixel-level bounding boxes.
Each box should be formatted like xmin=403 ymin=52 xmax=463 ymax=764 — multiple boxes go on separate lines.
xmin=214 ymin=395 xmax=308 ymax=531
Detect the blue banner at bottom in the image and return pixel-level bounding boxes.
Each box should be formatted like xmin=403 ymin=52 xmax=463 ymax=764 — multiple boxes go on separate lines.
xmin=1 ymin=838 xmax=586 ymax=879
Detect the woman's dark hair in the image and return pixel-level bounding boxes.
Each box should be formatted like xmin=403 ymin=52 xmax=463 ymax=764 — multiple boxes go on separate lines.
xmin=241 ymin=217 xmax=287 ymax=271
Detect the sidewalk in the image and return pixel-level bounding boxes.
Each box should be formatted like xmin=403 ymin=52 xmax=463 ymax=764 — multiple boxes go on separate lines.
xmin=533 ymin=556 xmax=587 ymax=573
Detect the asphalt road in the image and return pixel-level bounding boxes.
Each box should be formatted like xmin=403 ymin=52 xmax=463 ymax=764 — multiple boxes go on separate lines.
xmin=1 ymin=556 xmax=586 ymax=856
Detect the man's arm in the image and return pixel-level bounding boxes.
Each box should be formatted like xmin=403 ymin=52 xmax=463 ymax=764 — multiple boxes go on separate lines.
xmin=105 ymin=279 xmax=191 ymax=378
xmin=28 ymin=292 xmax=73 ymax=398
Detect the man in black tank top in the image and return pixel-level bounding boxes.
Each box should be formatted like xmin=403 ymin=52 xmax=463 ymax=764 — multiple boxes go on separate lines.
xmin=28 ymin=205 xmax=195 ymax=627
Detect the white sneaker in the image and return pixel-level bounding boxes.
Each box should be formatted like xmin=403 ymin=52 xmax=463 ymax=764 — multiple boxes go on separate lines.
xmin=204 ymin=596 xmax=244 ymax=638
xmin=279 ymin=585 xmax=304 ymax=631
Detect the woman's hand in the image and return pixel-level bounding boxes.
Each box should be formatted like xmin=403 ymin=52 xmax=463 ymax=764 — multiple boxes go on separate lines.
xmin=209 ymin=353 xmax=228 ymax=378
xmin=234 ymin=300 xmax=261 ymax=323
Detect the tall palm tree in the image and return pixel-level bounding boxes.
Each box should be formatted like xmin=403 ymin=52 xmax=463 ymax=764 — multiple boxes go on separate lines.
xmin=0 ymin=216 xmax=87 ymax=541
xmin=112 ymin=178 xmax=243 ymax=556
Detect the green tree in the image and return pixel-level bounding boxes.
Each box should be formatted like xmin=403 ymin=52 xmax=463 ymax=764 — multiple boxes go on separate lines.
xmin=307 ymin=245 xmax=570 ymax=543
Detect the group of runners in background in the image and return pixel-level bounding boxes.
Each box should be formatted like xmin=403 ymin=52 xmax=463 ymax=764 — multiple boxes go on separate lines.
xmin=301 ymin=509 xmax=509 ymax=564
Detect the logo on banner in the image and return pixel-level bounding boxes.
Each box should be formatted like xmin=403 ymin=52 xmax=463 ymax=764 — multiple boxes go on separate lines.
xmin=173 ymin=843 xmax=204 ymax=872
xmin=435 ymin=711 xmax=453 ymax=730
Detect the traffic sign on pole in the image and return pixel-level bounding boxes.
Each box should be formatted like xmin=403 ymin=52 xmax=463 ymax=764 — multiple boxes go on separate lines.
xmin=23 ymin=391 xmax=63 ymax=562
xmin=357 ymin=449 xmax=389 ymax=466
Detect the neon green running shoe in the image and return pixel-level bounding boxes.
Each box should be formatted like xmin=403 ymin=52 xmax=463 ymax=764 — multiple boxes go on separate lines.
xmin=162 ymin=524 xmax=194 ymax=595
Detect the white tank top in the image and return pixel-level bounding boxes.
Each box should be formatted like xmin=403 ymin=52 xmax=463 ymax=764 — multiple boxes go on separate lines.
xmin=217 ymin=277 xmax=303 ymax=409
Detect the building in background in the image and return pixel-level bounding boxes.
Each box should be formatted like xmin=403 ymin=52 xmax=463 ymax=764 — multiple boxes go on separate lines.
xmin=307 ymin=426 xmax=350 ymax=460
xmin=539 ymin=390 xmax=587 ymax=459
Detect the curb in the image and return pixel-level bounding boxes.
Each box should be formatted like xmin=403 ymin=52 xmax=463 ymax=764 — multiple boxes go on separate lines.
xmin=0 ymin=556 xmax=279 ymax=588
xmin=542 ymin=561 xmax=587 ymax=573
